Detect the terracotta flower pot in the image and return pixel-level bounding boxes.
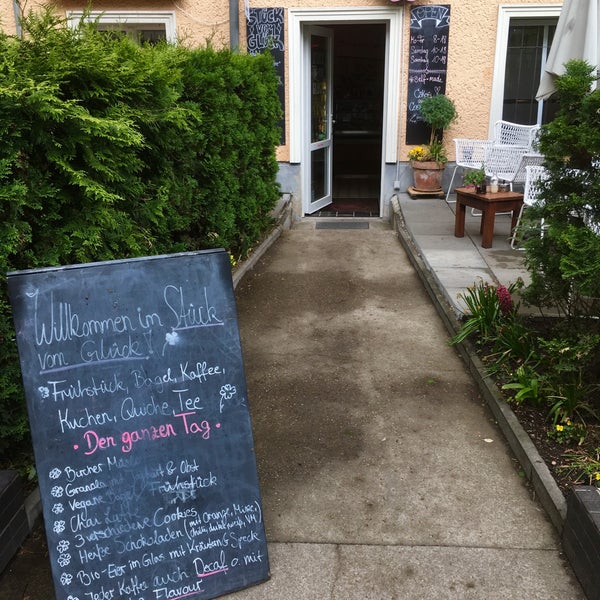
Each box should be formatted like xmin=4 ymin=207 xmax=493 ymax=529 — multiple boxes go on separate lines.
xmin=411 ymin=160 xmax=445 ymax=192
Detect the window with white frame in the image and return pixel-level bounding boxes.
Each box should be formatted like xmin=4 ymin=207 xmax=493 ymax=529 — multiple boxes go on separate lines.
xmin=504 ymin=19 xmax=559 ymax=124
xmin=67 ymin=11 xmax=177 ymax=45
xmin=491 ymin=6 xmax=561 ymax=131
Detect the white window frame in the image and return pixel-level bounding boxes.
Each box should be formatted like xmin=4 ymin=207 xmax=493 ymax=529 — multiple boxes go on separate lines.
xmin=67 ymin=11 xmax=177 ymax=44
xmin=490 ymin=4 xmax=562 ymax=133
xmin=288 ymin=7 xmax=403 ymax=164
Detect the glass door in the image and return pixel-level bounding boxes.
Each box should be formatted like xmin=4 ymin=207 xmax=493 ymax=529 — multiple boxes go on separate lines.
xmin=304 ymin=26 xmax=333 ymax=214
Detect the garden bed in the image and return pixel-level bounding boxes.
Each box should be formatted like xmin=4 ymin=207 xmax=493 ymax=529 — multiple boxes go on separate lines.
xmin=511 ymin=402 xmax=600 ymax=497
xmin=0 ymin=471 xmax=29 ymax=575
xmin=475 ymin=314 xmax=600 ymax=500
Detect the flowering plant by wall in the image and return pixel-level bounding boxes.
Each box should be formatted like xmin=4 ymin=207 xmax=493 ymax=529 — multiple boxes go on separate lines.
xmin=407 ymin=146 xmax=428 ymax=161
xmin=407 ymin=139 xmax=447 ymax=163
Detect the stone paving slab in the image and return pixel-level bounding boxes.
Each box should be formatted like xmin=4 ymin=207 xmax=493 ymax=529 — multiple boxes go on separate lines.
xmin=397 ymin=196 xmax=530 ymax=316
xmin=232 ymin=543 xmax=580 ymax=600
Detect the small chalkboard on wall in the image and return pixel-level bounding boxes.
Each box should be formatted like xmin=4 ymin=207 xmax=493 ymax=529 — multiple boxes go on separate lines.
xmin=406 ymin=5 xmax=451 ymax=145
xmin=7 ymin=250 xmax=269 ymax=600
xmin=247 ymin=7 xmax=285 ymax=145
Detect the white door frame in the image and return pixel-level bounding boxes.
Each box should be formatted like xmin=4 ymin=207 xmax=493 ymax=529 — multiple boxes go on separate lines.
xmin=288 ymin=7 xmax=404 ymax=214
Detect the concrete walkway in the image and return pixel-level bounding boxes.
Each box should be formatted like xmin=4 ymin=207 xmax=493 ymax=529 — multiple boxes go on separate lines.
xmin=228 ymin=214 xmax=583 ymax=599
xmin=0 ymin=198 xmax=585 ymax=599
xmin=392 ymin=193 xmax=567 ymax=533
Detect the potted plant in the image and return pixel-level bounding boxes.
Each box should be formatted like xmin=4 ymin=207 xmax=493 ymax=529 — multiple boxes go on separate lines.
xmin=409 ymin=94 xmax=457 ymax=192
xmin=463 ymin=166 xmax=487 ymax=193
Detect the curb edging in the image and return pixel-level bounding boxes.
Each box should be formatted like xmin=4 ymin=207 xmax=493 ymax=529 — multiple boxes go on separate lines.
xmin=232 ymin=195 xmax=293 ymax=290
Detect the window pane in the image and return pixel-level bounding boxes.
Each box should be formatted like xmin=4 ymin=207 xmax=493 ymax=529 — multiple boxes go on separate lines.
xmin=139 ymin=29 xmax=166 ymax=45
xmin=98 ymin=24 xmax=166 ymax=46
xmin=503 ymin=20 xmax=558 ymax=125
xmin=311 ymin=147 xmax=328 ymax=202
xmin=311 ymin=35 xmax=329 ymax=143
xmin=508 ymin=25 xmax=524 ymax=48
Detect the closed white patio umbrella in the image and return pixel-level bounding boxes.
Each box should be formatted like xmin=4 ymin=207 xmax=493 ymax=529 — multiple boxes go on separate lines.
xmin=536 ymin=0 xmax=600 ymax=100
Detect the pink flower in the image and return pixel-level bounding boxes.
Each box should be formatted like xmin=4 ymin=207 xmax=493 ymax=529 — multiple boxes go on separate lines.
xmin=496 ymin=285 xmax=513 ymax=317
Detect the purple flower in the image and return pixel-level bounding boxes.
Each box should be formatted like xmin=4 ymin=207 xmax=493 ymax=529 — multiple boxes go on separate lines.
xmin=496 ymin=285 xmax=513 ymax=317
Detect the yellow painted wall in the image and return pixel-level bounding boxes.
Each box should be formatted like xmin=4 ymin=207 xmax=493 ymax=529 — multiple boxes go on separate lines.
xmin=1 ymin=0 xmax=17 ymax=32
xmin=1 ymin=0 xmax=562 ymax=164
xmin=243 ymin=0 xmax=562 ymax=162
xmin=3 ymin=1 xmax=231 ymax=44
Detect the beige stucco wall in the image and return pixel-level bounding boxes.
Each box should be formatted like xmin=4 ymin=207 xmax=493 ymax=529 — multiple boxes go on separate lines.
xmin=441 ymin=0 xmax=561 ymax=153
xmin=1 ymin=0 xmax=562 ymax=164
xmin=2 ymin=1 xmax=231 ymax=44
xmin=243 ymin=0 xmax=562 ymax=162
xmin=1 ymin=0 xmax=17 ymax=32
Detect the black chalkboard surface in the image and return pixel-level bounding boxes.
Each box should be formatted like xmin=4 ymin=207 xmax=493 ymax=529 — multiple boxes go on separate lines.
xmin=7 ymin=250 xmax=269 ymax=600
xmin=247 ymin=8 xmax=285 ymax=145
xmin=406 ymin=5 xmax=451 ymax=145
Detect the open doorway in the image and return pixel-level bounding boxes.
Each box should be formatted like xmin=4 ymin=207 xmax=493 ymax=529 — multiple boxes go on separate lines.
xmin=326 ymin=24 xmax=385 ymax=216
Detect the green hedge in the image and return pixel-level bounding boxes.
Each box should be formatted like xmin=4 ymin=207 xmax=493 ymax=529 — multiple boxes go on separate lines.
xmin=0 ymin=9 xmax=281 ymax=463
xmin=523 ymin=60 xmax=600 ymax=319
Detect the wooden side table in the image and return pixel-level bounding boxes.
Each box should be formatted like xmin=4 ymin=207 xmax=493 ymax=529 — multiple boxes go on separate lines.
xmin=454 ymin=187 xmax=524 ymax=248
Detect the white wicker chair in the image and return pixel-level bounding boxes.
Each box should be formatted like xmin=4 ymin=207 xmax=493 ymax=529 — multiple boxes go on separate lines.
xmin=493 ymin=120 xmax=540 ymax=150
xmin=583 ymin=206 xmax=600 ymax=235
xmin=485 ymin=120 xmax=542 ymax=186
xmin=484 ymin=144 xmax=531 ymax=185
xmin=477 ymin=126 xmax=543 ymax=215
xmin=557 ymin=167 xmax=600 ymax=236
xmin=445 ymin=138 xmax=493 ymax=202
xmin=447 ymin=121 xmax=540 ymax=203
xmin=485 ymin=122 xmax=541 ymax=184
xmin=467 ymin=147 xmax=542 ymax=217
xmin=510 ymin=153 xmax=546 ymax=186
xmin=510 ymin=165 xmax=548 ymax=249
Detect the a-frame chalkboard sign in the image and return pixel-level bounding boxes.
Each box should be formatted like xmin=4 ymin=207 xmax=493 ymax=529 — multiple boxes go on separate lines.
xmin=7 ymin=250 xmax=269 ymax=600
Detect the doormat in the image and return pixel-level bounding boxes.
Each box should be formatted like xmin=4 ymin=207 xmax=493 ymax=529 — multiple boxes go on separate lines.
xmin=330 ymin=198 xmax=379 ymax=212
xmin=314 ymin=209 xmax=378 ymax=217
xmin=315 ymin=221 xmax=369 ymax=230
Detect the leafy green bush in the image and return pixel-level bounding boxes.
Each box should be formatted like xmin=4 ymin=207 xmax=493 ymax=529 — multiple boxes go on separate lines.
xmin=452 ymin=279 xmax=600 ymax=449
xmin=488 ymin=319 xmax=537 ymax=375
xmin=539 ymin=334 xmax=600 ymax=431
xmin=523 ymin=60 xmax=600 ymax=319
xmin=457 ymin=298 xmax=600 ymax=436
xmin=502 ymin=365 xmax=544 ymax=407
xmin=0 ymin=9 xmax=281 ymax=466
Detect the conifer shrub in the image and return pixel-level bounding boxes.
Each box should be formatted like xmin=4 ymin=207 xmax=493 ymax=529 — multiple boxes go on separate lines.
xmin=0 ymin=8 xmax=281 ymax=466
xmin=523 ymin=60 xmax=600 ymax=320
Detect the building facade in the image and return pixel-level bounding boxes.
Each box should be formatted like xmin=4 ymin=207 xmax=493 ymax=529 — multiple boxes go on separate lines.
xmin=1 ymin=0 xmax=562 ymax=217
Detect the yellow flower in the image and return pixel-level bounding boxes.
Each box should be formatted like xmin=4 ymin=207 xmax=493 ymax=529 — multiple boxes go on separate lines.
xmin=408 ymin=146 xmax=428 ymax=161
xmin=595 ymin=473 xmax=600 ymax=481
xmin=556 ymin=424 xmax=564 ymax=432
